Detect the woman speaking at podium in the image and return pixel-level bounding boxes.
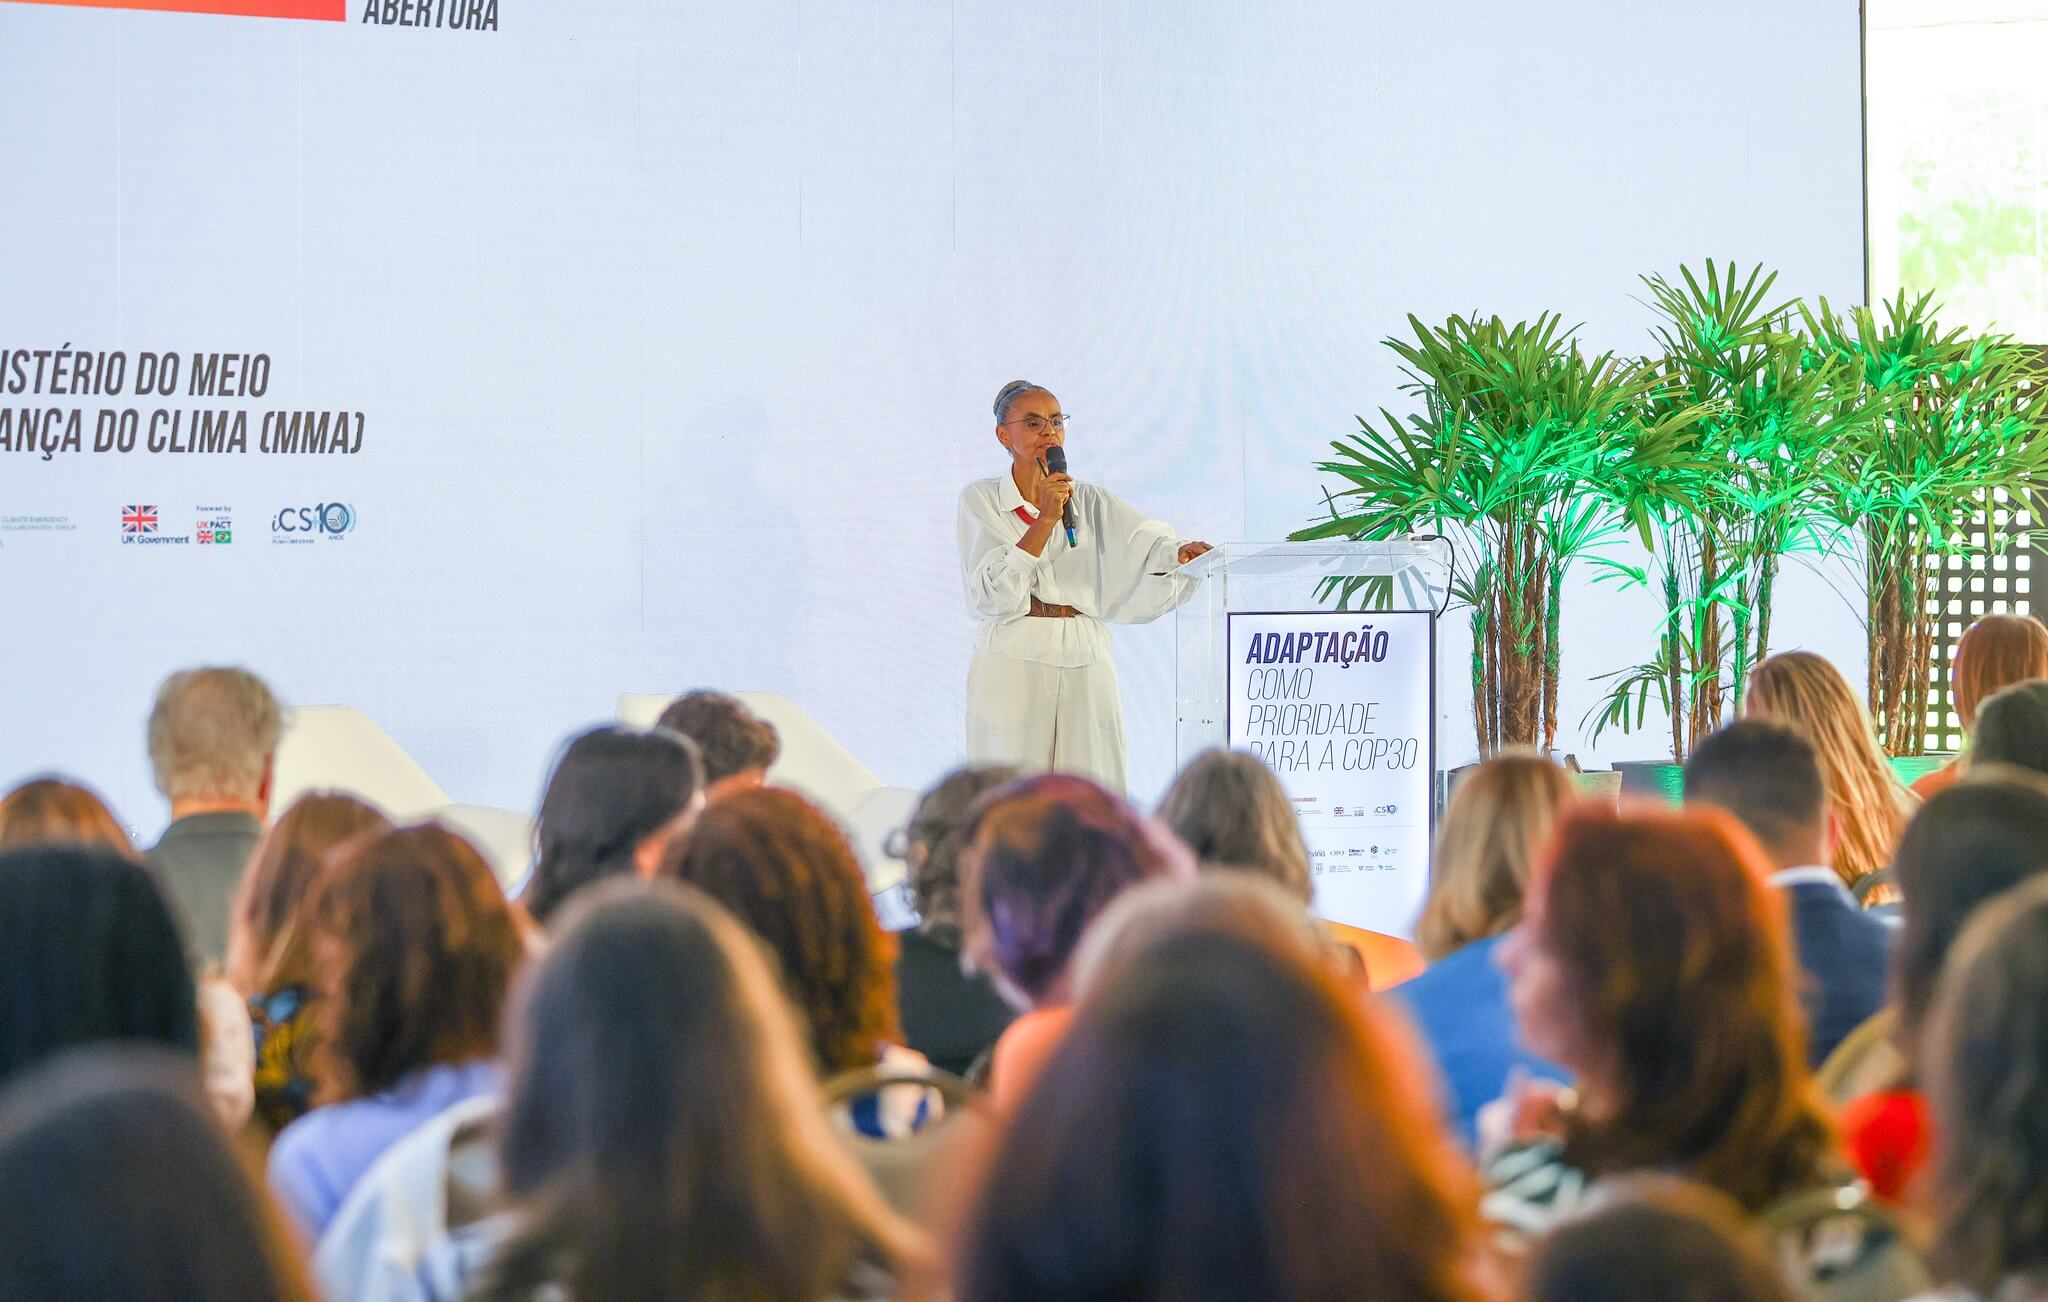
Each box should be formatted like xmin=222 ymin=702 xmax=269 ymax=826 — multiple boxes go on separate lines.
xmin=957 ymin=380 xmax=1212 ymax=794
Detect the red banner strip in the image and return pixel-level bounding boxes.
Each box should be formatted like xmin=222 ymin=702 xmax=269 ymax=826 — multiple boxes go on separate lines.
xmin=1 ymin=0 xmax=345 ymax=19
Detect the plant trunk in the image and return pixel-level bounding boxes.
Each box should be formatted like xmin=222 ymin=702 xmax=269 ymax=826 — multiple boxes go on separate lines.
xmin=1868 ymin=520 xmax=1916 ymax=756
xmin=1484 ymin=576 xmax=1502 ymax=755
xmin=1741 ymin=547 xmax=1780 ymax=719
xmin=1470 ymin=601 xmax=1491 ymax=756
xmin=1479 ymin=532 xmax=1500 ymax=756
xmin=1543 ymin=559 xmax=1563 ymax=756
xmin=1730 ymin=599 xmax=1753 ymax=727
xmin=1867 ymin=541 xmax=1885 ymax=746
xmin=1490 ymin=528 xmax=1507 ymax=757
xmin=1524 ymin=524 xmax=1544 ymax=749
xmin=1494 ymin=522 xmax=1517 ymax=751
xmin=1496 ymin=519 xmax=1544 ymax=749
xmin=1663 ymin=552 xmax=1684 ymax=763
xmin=1693 ymin=533 xmax=1723 ymax=752
xmin=1900 ymin=531 xmax=1932 ymax=757
xmin=1469 ymin=513 xmax=1565 ymax=756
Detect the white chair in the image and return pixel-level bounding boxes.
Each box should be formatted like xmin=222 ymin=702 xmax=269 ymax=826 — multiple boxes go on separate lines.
xmin=618 ymin=691 xmax=916 ymax=898
xmin=270 ymin=705 xmax=535 ymax=890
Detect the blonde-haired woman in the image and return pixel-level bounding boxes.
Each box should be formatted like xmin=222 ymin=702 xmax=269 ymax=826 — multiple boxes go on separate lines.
xmin=1389 ymin=753 xmax=1578 ymax=1146
xmin=1157 ymin=748 xmax=1422 ymax=989
xmin=1912 ymin=613 xmax=2048 ymax=799
xmin=1414 ymin=755 xmax=1579 ymax=960
xmin=1745 ymin=651 xmax=1912 ymax=904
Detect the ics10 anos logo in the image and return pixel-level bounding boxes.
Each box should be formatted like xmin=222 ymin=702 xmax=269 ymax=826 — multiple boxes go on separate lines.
xmin=272 ymin=502 xmax=356 ymax=544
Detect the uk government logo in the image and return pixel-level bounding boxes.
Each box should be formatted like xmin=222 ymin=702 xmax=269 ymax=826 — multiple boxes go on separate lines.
xmin=123 ymin=503 xmax=191 ymax=546
xmin=272 ymin=502 xmax=356 ymax=545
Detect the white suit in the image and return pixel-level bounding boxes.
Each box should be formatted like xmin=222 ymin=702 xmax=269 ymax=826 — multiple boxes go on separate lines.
xmin=957 ymin=473 xmax=1197 ymax=794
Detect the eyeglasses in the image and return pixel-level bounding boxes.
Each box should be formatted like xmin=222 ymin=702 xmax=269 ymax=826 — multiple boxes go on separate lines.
xmin=1000 ymin=413 xmax=1071 ymax=436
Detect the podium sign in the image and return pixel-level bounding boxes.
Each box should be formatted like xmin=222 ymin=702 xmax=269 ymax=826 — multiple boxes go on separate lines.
xmin=1224 ymin=609 xmax=1436 ymax=937
xmin=1173 ymin=541 xmax=1450 ymax=938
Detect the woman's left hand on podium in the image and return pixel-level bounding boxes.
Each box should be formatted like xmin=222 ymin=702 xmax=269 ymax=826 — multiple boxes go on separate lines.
xmin=1177 ymin=541 xmax=1213 ymax=566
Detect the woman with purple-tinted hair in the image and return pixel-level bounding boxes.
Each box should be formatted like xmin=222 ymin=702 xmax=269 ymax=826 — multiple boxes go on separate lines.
xmin=959 ymin=773 xmax=1194 ymax=1107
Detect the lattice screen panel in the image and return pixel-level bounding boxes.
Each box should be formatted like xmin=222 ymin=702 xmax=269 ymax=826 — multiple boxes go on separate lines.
xmin=1926 ymin=487 xmax=2043 ymax=751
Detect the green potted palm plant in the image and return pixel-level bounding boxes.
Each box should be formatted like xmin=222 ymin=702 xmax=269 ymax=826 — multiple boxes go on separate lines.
xmin=1294 ymin=311 xmax=1702 ymax=755
xmin=1803 ymin=290 xmax=2048 ymax=756
xmin=1587 ymin=262 xmax=1877 ymax=763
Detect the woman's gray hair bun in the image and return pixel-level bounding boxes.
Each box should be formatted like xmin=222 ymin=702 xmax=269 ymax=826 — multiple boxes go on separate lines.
xmin=994 ymin=380 xmax=1049 ymax=422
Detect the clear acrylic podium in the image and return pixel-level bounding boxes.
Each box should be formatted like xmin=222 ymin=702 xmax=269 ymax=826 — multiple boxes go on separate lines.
xmin=1173 ymin=540 xmax=1453 ymax=765
xmin=1172 ymin=539 xmax=1453 ymax=937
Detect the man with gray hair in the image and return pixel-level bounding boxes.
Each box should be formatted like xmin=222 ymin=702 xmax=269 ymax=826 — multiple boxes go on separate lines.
xmin=146 ymin=666 xmax=283 ymax=963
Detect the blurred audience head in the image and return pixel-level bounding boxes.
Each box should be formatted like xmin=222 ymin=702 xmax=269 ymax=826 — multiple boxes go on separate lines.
xmin=1155 ymin=749 xmax=1312 ymax=902
xmin=308 ymin=823 xmax=521 ymax=1102
xmin=1969 ymin=679 xmax=2048 ymax=779
xmin=1070 ymin=872 xmax=1340 ymax=1002
xmin=224 ymin=792 xmax=390 ymax=996
xmin=960 ymin=773 xmax=1195 ymax=1010
xmin=0 ymin=777 xmax=133 ymax=854
xmin=0 ymin=1046 xmax=309 ymax=1302
xmin=896 ymin=764 xmax=1020 ymax=943
xmin=663 ymin=787 xmax=898 ymax=1075
xmin=1524 ymin=1178 xmax=1792 ymax=1302
xmin=956 ymin=925 xmax=1478 ymax=1302
xmin=0 ymin=845 xmax=197 ymax=1088
xmin=654 ymin=691 xmax=779 ymax=800
xmin=146 ymin=666 xmax=282 ymax=812
xmin=1683 ymin=721 xmax=1829 ymax=870
xmin=479 ymin=880 xmax=923 ymax=1302
xmin=1416 ymin=752 xmax=1576 ymax=960
xmin=1952 ymin=613 xmax=2048 ymax=731
xmin=1745 ymin=650 xmax=1906 ymax=890
xmin=1924 ymin=875 xmax=2048 ymax=1297
xmin=1502 ymin=805 xmax=1833 ymax=1210
xmin=1890 ymin=778 xmax=2048 ymax=1054
xmin=524 ymin=725 xmax=705 ymax=928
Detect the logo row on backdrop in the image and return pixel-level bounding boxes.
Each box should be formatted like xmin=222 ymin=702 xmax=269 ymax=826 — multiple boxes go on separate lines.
xmin=0 ymin=504 xmax=359 ymax=546
xmin=115 ymin=503 xmax=357 ymax=546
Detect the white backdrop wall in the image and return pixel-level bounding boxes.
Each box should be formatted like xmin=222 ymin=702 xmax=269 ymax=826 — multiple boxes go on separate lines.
xmin=0 ymin=0 xmax=1867 ymax=840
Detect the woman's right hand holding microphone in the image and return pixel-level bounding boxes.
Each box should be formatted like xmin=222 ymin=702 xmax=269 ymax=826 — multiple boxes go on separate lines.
xmin=1033 ymin=471 xmax=1074 ymax=523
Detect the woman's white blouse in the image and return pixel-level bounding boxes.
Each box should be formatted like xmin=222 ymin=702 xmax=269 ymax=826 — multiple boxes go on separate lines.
xmin=957 ymin=473 xmax=1196 ymax=669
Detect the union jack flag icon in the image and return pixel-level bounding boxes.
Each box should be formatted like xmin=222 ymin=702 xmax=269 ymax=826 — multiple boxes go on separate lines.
xmin=122 ymin=505 xmax=159 ymax=534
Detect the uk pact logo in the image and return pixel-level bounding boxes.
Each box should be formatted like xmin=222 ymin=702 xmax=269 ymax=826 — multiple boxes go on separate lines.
xmin=196 ymin=508 xmax=233 ymax=544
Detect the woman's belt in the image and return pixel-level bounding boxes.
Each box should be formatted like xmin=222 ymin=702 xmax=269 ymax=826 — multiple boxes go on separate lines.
xmin=1028 ymin=597 xmax=1081 ymax=618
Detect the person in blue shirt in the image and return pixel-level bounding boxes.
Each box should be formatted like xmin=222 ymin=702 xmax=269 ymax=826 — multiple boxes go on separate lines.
xmin=1390 ymin=754 xmax=1577 ymax=1146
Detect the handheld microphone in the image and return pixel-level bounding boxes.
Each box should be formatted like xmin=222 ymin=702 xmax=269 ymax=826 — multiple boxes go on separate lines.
xmin=1043 ymin=444 xmax=1079 ymax=547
